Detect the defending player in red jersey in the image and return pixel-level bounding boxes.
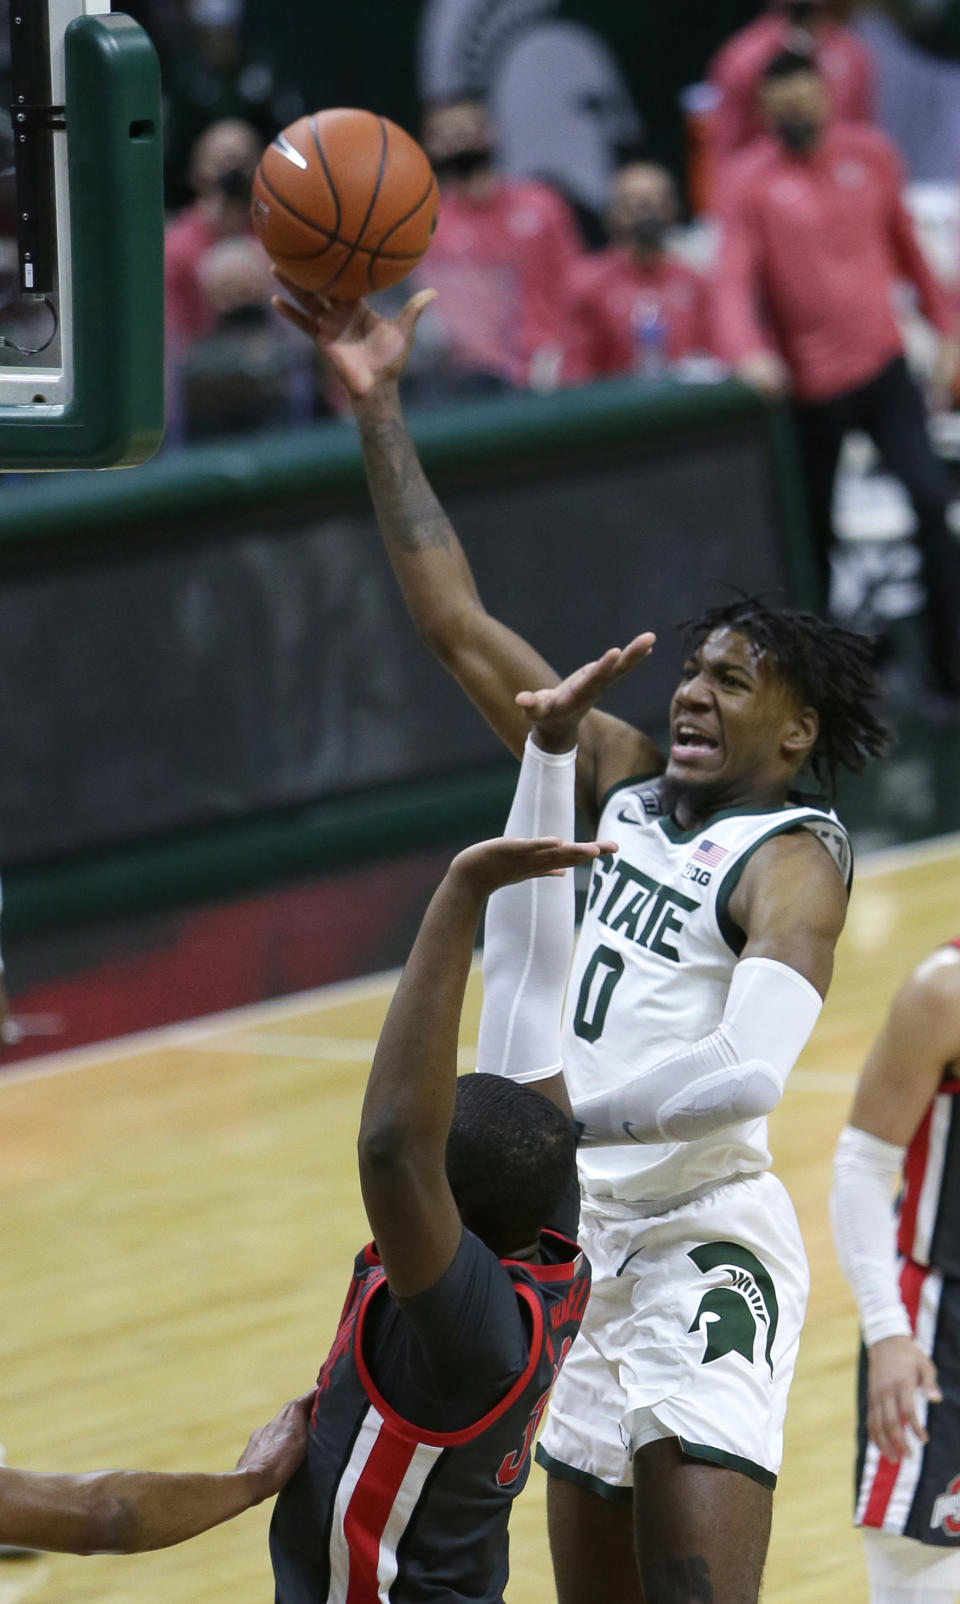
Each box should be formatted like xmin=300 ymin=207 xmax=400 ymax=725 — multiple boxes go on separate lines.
xmin=269 ymin=665 xmax=633 ymax=1603
xmin=832 ymin=941 xmax=960 ymax=1603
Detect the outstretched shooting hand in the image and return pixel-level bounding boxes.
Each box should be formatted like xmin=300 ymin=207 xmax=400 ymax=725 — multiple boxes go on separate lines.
xmin=516 ymin=636 xmax=656 ymax=753
xmin=271 ymin=274 xmax=437 ymax=398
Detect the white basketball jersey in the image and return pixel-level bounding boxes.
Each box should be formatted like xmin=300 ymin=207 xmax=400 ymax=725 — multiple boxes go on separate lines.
xmin=563 ymin=775 xmax=852 ymax=1209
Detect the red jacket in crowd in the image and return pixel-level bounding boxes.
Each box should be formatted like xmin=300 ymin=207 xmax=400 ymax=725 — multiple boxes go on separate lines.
xmin=164 ymin=207 xmax=224 ymax=350
xmin=415 ymin=180 xmax=583 ymax=388
xmin=566 ymin=250 xmax=713 ymax=381
xmin=712 ymin=123 xmax=954 ymax=402
xmin=708 ymin=14 xmax=873 ymax=168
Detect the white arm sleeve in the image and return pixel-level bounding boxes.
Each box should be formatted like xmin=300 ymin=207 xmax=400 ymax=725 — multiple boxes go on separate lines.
xmin=830 ymin=1124 xmax=911 ymax=1345
xmin=574 ymin=955 xmax=822 ymax=1143
xmin=475 ymin=736 xmax=577 ymax=1084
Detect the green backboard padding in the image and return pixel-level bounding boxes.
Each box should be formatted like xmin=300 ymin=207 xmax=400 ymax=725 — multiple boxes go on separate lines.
xmin=0 ymin=13 xmax=164 ymax=468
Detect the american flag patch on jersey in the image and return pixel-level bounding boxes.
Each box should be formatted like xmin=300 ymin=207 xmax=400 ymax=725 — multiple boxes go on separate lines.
xmin=692 ymin=839 xmax=729 ymax=868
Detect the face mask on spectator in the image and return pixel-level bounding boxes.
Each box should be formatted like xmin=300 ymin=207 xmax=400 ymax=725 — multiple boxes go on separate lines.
xmin=774 ymin=116 xmax=819 ymax=153
xmin=216 ymin=166 xmax=253 ymax=203
xmin=432 ymin=148 xmax=493 ymax=183
xmin=781 ymin=0 xmax=823 ymax=24
xmin=630 ymin=217 xmax=668 ymax=252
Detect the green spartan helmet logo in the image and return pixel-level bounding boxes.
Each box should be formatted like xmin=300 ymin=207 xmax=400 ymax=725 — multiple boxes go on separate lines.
xmin=687 ymin=1243 xmax=779 ymax=1374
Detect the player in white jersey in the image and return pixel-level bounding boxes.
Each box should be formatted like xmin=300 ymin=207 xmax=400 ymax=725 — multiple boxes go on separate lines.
xmin=275 ymin=279 xmax=890 ymax=1604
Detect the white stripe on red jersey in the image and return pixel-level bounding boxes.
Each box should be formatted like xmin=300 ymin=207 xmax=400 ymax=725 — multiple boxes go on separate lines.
xmin=328 ymin=1410 xmax=381 ymax=1602
xmin=327 ymin=1406 xmax=443 ymax=1603
xmin=856 ymin=1263 xmax=944 ymax=1532
xmin=375 ymin=1440 xmax=445 ymax=1598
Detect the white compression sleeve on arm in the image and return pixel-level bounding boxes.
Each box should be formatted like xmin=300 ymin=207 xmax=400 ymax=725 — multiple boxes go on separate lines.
xmin=830 ymin=1124 xmax=911 ymax=1345
xmin=475 ymin=736 xmax=577 ymax=1084
xmin=574 ymin=955 xmax=822 ymax=1143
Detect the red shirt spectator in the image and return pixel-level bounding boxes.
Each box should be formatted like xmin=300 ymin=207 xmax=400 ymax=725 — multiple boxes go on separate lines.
xmin=708 ymin=3 xmax=873 ymax=171
xmin=712 ymin=50 xmax=960 ymax=703
xmin=164 ymin=118 xmax=263 ymax=351
xmin=418 ymin=97 xmax=582 ymax=389
xmin=713 ymin=122 xmax=954 ymax=401
xmin=565 ymin=161 xmax=712 ymax=382
xmin=165 ymin=209 xmax=222 ymax=348
xmin=421 ymin=182 xmax=583 ymax=388
xmin=568 ymin=252 xmax=711 ymax=381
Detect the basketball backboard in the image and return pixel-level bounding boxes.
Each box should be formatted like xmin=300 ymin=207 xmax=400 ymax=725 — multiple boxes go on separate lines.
xmin=0 ymin=0 xmax=164 ymax=467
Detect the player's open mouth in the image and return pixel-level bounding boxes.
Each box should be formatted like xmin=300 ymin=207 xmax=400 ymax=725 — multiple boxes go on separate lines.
xmin=670 ymin=723 xmax=720 ymax=762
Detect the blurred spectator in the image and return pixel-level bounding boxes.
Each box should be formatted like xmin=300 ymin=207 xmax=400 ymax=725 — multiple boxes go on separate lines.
xmin=169 ymin=237 xmax=320 ymax=441
xmin=853 ymin=8 xmax=960 ymax=183
xmin=163 ymin=0 xmax=303 ymax=211
xmin=565 ymin=163 xmax=713 ymax=383
xmin=165 ymin=119 xmax=263 ymax=351
xmin=714 ymin=51 xmax=960 ymax=704
xmin=412 ymin=95 xmax=584 ymax=393
xmin=707 ymin=0 xmax=873 ymax=176
xmin=418 ymin=2 xmax=645 ymax=250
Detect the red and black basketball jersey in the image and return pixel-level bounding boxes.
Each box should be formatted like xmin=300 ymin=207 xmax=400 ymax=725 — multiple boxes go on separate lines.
xmin=896 ymin=939 xmax=960 ymax=1279
xmin=270 ymin=1230 xmax=589 ymax=1604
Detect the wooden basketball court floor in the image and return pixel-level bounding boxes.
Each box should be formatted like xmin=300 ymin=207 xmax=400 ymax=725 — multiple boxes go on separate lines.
xmin=0 ymin=834 xmax=957 ymax=1604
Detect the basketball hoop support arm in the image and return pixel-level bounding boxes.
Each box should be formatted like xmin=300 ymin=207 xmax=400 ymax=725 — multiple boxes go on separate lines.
xmin=9 ymin=0 xmax=65 ymax=296
xmin=0 ymin=10 xmax=164 ymax=468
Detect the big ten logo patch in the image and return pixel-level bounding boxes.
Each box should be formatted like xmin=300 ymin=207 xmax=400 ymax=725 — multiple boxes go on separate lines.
xmin=687 ymin=1243 xmax=779 ymax=1375
xmin=682 ymin=863 xmax=712 ymax=888
xmin=586 ymin=856 xmax=699 ymax=964
xmin=496 ymin=1338 xmax=573 ymax=1488
xmin=931 ymin=1476 xmax=960 ymax=1536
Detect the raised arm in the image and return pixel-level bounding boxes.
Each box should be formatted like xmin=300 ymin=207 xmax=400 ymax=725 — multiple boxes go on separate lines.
xmin=273 ymin=280 xmax=660 ymax=822
xmin=357 ymin=834 xmax=606 ymax=1299
xmin=831 ymin=949 xmax=960 ymax=1463
xmin=476 ymin=654 xmax=631 ymax=1118
xmin=0 ymin=1396 xmax=309 ymax=1554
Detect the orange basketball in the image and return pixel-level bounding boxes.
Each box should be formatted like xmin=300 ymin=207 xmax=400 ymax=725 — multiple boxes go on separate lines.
xmin=251 ymin=108 xmax=438 ymax=299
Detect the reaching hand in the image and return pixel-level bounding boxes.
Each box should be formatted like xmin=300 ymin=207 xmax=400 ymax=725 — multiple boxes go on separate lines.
xmin=234 ymin=1393 xmax=314 ymax=1499
xmin=451 ymin=835 xmax=618 ymax=900
xmin=515 ymin=636 xmax=655 ymax=752
xmin=736 ymin=351 xmax=792 ymax=400
xmin=271 ymin=274 xmax=437 ymax=399
xmin=867 ymin=1335 xmax=941 ymax=1464
xmin=930 ymin=336 xmax=960 ymax=413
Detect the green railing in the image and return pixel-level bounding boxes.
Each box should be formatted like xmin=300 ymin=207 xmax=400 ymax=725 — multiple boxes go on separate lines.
xmin=0 ymin=377 xmax=811 ymax=936
xmin=0 ymin=375 xmax=765 ymax=553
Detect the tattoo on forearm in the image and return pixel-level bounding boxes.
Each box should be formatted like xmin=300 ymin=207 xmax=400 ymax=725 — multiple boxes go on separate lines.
xmin=643 ymin=1555 xmax=714 ymax=1603
xmin=358 ymin=411 xmax=453 ymax=553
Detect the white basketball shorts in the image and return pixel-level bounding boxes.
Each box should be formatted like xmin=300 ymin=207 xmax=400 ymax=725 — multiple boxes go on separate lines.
xmin=536 ymin=1171 xmax=809 ymax=1496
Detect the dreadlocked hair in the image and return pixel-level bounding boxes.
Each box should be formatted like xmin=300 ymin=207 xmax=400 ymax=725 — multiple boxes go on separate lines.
xmin=682 ymin=596 xmax=891 ymax=799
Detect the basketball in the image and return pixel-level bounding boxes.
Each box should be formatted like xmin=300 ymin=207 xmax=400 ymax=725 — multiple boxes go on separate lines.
xmin=251 ymin=108 xmax=438 ymax=299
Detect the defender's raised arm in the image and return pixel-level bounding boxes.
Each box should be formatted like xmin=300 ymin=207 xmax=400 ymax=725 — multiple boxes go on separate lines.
xmin=357 ymin=831 xmax=605 ymax=1300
